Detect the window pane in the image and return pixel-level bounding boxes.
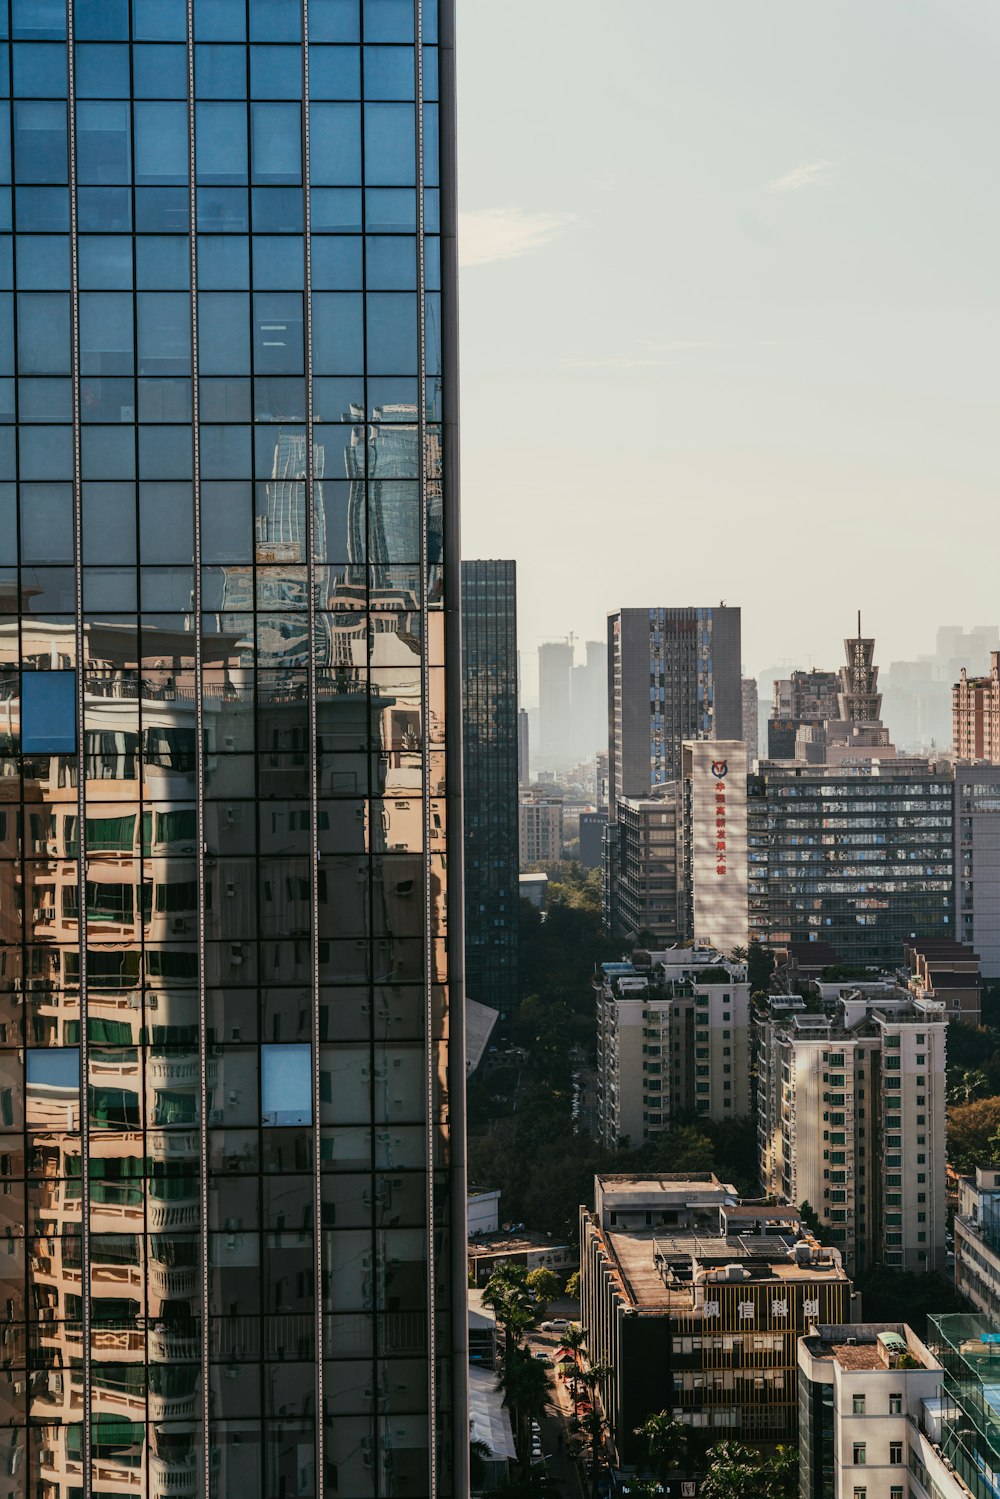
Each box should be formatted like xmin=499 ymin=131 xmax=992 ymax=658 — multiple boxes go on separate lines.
xmin=261 ymin=1044 xmax=312 ymax=1126
xmin=251 ymin=103 xmax=301 ymax=185
xmin=22 ymin=670 xmax=76 ymax=753
xmin=196 ymin=102 xmax=248 ymax=185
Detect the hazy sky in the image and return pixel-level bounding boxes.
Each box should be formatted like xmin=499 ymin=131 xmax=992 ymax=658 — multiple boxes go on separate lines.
xmin=456 ymin=1 xmax=1000 ymax=693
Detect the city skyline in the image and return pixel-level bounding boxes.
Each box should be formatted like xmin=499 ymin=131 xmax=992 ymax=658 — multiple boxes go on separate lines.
xmin=457 ymin=0 xmax=1000 ymax=674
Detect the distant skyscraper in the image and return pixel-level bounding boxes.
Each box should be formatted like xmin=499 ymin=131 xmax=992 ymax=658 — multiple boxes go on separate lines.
xmin=538 ymin=639 xmax=574 ymax=769
xmin=462 ymin=561 xmax=519 ymax=1017
xmin=518 ymin=707 xmax=530 ymax=785
xmin=0 ymin=5 xmax=468 ymax=1498
xmin=573 ymin=639 xmax=609 ymax=756
xmin=607 ymin=606 xmax=742 ymax=815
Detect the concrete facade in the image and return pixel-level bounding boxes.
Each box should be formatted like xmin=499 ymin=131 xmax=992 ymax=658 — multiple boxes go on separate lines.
xmin=955 ymin=763 xmax=1000 ymax=977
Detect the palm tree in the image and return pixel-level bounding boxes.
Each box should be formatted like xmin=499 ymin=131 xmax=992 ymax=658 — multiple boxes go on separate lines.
xmin=699 ymin=1441 xmax=762 ymax=1499
xmin=562 ymin=1324 xmax=586 ymax=1401
xmin=470 ymin=1438 xmax=493 ymax=1493
xmin=497 ymin=1345 xmax=552 ymax=1471
xmin=577 ymin=1362 xmax=612 ymax=1499
xmin=633 ymin=1411 xmax=688 ymax=1479
xmin=483 ymin=1264 xmax=539 ymax=1365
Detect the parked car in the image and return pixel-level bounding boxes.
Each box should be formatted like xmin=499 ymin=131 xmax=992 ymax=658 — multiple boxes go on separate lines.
xmin=539 ymin=1319 xmax=570 ymax=1332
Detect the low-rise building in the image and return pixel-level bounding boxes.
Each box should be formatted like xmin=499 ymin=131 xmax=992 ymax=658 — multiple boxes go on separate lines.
xmin=904 ymin=935 xmax=982 ymax=1025
xmin=798 ymin=1322 xmax=956 ymax=1499
xmin=579 ymin=1175 xmax=851 ymax=1460
xmin=468 ymin=1188 xmax=502 ymax=1237
xmin=756 ymin=989 xmax=948 ymax=1276
xmin=467 ymin=1229 xmax=576 ymax=1288
xmin=954 ymin=1166 xmax=1000 ymax=1321
xmin=595 ymin=948 xmax=750 ymax=1148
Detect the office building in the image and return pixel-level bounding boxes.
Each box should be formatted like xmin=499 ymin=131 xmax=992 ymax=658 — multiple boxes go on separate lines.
xmin=767 ymin=669 xmax=840 ymax=759
xmin=518 ymin=794 xmax=563 ymax=866
xmin=594 ymin=948 xmax=750 ymax=1147
xmin=680 ymin=740 xmax=748 ymax=955
xmin=607 ymin=606 xmax=742 ymax=816
xmin=955 ymin=763 xmax=1000 ymax=978
xmin=607 ymin=792 xmax=681 ymax=944
xmin=0 ymin=5 xmax=467 ymax=1499
xmin=954 ymin=1168 xmax=1000 ymax=1322
xmin=923 ymin=1312 xmax=1000 ymax=1499
xmin=756 ymin=990 xmax=948 ymax=1275
xmin=741 ymin=676 xmax=758 ymax=764
xmin=798 ymin=1323 xmax=955 ymax=1499
xmin=747 ymin=760 xmax=954 ymax=967
xmin=461 ymin=561 xmax=519 ymax=1018
xmin=537 ymin=639 xmax=574 ymax=770
xmin=953 ymin=650 xmax=1000 ymax=761
xmin=904 ymin=935 xmax=981 ymax=1024
xmin=578 ymin=808 xmax=606 ymax=870
xmin=579 ymin=1176 xmax=850 ymax=1460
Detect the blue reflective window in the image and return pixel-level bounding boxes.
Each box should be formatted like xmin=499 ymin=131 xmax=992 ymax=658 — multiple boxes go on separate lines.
xmin=13 ymin=101 xmax=68 ymax=184
xmin=200 ymin=424 xmax=251 ymax=478
xmin=308 ymin=45 xmax=359 ymax=99
xmin=196 ymin=188 xmax=249 ymax=234
xmin=12 ymin=0 xmax=66 ymax=41
xmin=75 ymin=0 xmax=129 ymax=40
xmin=364 ymin=187 xmax=414 ymax=232
xmin=198 ymin=237 xmax=249 ymax=289
xmin=19 ymin=378 xmax=72 ymax=421
xmin=15 ymin=235 xmax=70 ymax=290
xmin=363 ymin=102 xmax=414 ymax=185
xmin=133 ymin=0 xmax=187 ymax=42
xmin=252 ymin=292 xmax=303 ymax=374
xmin=80 ymin=376 xmax=135 ymax=422
xmin=261 ymin=1044 xmax=312 ymax=1126
xmin=308 ymin=104 xmax=360 ymax=185
xmin=199 ymin=377 xmax=250 ymax=420
xmin=250 ymin=45 xmax=301 ymax=98
xmin=362 ymin=0 xmax=412 ymax=42
xmin=138 ymin=376 xmax=192 ymax=422
xmin=200 ymin=481 xmax=252 ymax=563
xmin=311 ymin=292 xmax=363 ymax=374
xmin=136 ymin=236 xmax=189 ymax=289
xmin=26 ymin=1047 xmax=79 ymax=1086
xmin=81 ymin=424 xmax=136 ymax=479
xmin=365 ymin=235 xmax=415 ymax=289
xmin=17 ymin=293 xmax=70 ymax=374
xmin=0 ymin=117 xmax=8 ymax=183
xmin=363 ymin=45 xmax=413 ymax=100
xmin=251 ymin=187 xmax=302 ymax=233
xmin=424 ymin=102 xmax=439 ymax=186
xmin=79 ymin=187 xmax=132 ymax=232
xmin=195 ymin=44 xmax=247 ymax=99
xmin=308 ymin=0 xmax=359 ymax=43
xmin=196 ymin=102 xmax=248 ymax=184
xmin=14 ymin=188 xmax=67 ymax=231
xmin=135 ymin=186 xmax=188 ymax=231
xmin=249 ymin=0 xmax=302 ymax=42
xmin=75 ymin=43 xmax=131 ymax=97
xmin=138 ymin=424 xmax=192 ymax=479
xmin=12 ymin=43 xmax=67 ymax=96
xmin=139 ymin=481 xmax=192 ymax=561
xmin=0 ymin=239 xmax=10 ymax=288
xmin=138 ymin=292 xmax=191 ymax=375
xmin=80 ymin=293 xmax=135 ymax=375
xmin=251 ymin=235 xmax=303 ymax=290
xmin=82 ymin=482 xmax=137 ymax=564
xmin=19 ymin=425 xmax=72 ymax=479
xmin=194 ymin=0 xmax=247 ymax=42
xmin=0 ymin=296 xmax=13 ymax=376
xmin=309 ymin=188 xmax=361 ymax=231
xmin=76 ymin=102 xmax=132 ymax=185
xmin=78 ymin=235 xmax=133 ymax=289
xmin=22 ymin=671 xmax=76 ymax=754
xmin=133 ymin=44 xmax=188 ymax=98
xmin=134 ymin=101 xmax=187 ymax=184
xmin=251 ymin=103 xmax=301 ymax=184
xmin=198 ymin=292 xmax=251 ymax=373
xmin=20 ymin=483 xmax=73 ymax=562
xmin=310 ymin=235 xmax=362 ymax=289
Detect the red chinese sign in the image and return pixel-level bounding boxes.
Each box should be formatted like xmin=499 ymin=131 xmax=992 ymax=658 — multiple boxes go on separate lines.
xmin=711 ymin=759 xmax=728 ymax=875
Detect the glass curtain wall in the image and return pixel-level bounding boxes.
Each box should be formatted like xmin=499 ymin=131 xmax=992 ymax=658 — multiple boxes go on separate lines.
xmin=0 ymin=1 xmax=463 ymax=1497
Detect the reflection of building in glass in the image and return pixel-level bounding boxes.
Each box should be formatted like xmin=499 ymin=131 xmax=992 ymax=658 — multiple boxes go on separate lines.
xmin=0 ymin=8 xmax=465 ymax=1499
xmin=346 ymin=405 xmax=443 ymax=607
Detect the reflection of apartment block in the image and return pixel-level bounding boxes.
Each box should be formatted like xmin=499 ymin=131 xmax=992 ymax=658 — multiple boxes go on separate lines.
xmin=580 ymin=1175 xmax=849 ymax=1461
xmin=595 ymin=947 xmax=750 ymax=1147
xmin=756 ymin=989 xmax=947 ymax=1276
xmin=518 ymin=795 xmax=563 ymax=866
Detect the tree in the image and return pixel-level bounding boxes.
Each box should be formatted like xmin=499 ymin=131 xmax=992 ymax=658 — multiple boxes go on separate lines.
xmin=747 ymin=938 xmax=775 ymax=995
xmin=699 ymin=1442 xmax=764 ymax=1499
xmin=761 ymin=1445 xmax=798 ymax=1499
xmin=948 ymin=1095 xmax=1000 ymax=1174
xmin=633 ymin=1411 xmax=688 ymax=1478
xmin=482 ymin=1264 xmax=539 ymax=1364
xmin=562 ymin=1323 xmax=586 ymax=1400
xmin=577 ymin=1362 xmax=612 ymax=1499
xmin=798 ymin=1200 xmax=822 ymax=1235
xmin=948 ymin=1069 xmax=992 ymax=1106
xmin=564 ymin=1270 xmax=581 ymax=1300
xmin=497 ymin=1346 xmax=552 ymax=1471
xmin=525 ymin=1266 xmax=560 ymax=1310
xmin=470 ymin=1438 xmax=493 ymax=1492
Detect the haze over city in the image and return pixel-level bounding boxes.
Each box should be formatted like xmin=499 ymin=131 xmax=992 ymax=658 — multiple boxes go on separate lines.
xmin=457 ymin=0 xmax=1000 ymax=677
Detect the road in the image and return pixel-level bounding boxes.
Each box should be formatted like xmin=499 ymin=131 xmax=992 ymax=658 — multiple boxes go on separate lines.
xmin=528 ymin=1304 xmax=592 ymax=1499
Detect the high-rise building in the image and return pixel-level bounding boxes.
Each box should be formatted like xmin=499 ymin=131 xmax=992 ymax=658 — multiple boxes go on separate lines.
xmin=680 ymin=740 xmax=748 ymax=955
xmin=594 ymin=948 xmax=750 ymax=1146
xmin=461 ymin=560 xmax=519 ymax=1018
xmin=518 ymin=795 xmax=563 ymax=865
xmin=955 ymin=764 xmax=1000 ymax=977
xmin=537 ymin=639 xmax=574 ymax=770
xmin=517 ymin=707 xmax=529 ymax=786
xmin=741 ymin=675 xmax=758 ymax=763
xmin=748 ymin=761 xmax=954 ymax=967
xmin=607 ymin=792 xmax=681 ymax=943
xmin=607 ymin=606 xmax=741 ymax=816
xmin=756 ymin=988 xmax=948 ymax=1275
xmin=953 ymin=650 xmax=1000 ymax=761
xmin=572 ymin=638 xmax=608 ymax=757
xmin=0 ymin=6 xmax=467 ymax=1498
xmin=838 ymin=614 xmax=883 ymax=722
xmin=767 ymin=668 xmax=840 ymax=759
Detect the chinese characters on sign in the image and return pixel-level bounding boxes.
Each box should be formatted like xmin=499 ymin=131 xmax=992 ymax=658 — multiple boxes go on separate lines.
xmin=711 ymin=759 xmax=728 ymax=875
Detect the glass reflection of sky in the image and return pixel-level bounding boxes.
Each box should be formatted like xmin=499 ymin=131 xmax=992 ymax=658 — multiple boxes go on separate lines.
xmin=261 ymin=1043 xmax=311 ymax=1126
xmin=26 ymin=1048 xmax=80 ymax=1088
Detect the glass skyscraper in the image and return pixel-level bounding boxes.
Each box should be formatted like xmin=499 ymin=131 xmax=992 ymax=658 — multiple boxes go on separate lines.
xmin=0 ymin=2 xmax=465 ymax=1499
xmin=460 ymin=560 xmax=517 ymax=1020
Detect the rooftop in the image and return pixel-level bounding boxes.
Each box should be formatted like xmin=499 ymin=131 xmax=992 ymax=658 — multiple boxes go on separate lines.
xmin=804 ymin=1322 xmax=937 ymax=1372
xmin=601 ymin=1226 xmax=847 ymax=1312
